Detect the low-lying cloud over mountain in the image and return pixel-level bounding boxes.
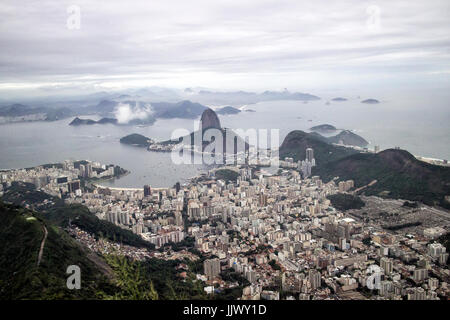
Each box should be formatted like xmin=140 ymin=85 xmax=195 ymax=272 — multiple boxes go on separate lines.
xmin=113 ymin=102 xmax=154 ymax=124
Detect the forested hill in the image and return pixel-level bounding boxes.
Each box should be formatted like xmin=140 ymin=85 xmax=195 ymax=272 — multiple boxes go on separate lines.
xmin=0 ymin=201 xmax=109 ymax=299
xmin=279 ymin=130 xmax=357 ymax=165
xmin=314 ymin=148 xmax=450 ymax=207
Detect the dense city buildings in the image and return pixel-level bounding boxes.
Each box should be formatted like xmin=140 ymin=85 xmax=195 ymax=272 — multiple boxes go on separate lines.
xmin=1 ymin=151 xmax=449 ymax=300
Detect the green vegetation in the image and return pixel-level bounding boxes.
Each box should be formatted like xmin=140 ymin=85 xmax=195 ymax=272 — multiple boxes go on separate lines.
xmin=220 ymin=268 xmax=250 ymax=286
xmin=242 ymin=245 xmax=269 ymax=256
xmin=99 ymin=255 xmax=158 ymax=300
xmin=437 ymin=233 xmax=450 ymax=252
xmin=138 ymin=258 xmax=208 ymax=300
xmin=213 ymin=286 xmax=244 ymax=300
xmin=0 ymin=201 xmax=109 ymax=299
xmin=213 ymin=268 xmax=249 ymax=300
xmin=436 ymin=233 xmax=450 ymax=265
xmin=2 ymin=181 xmax=151 ymax=250
xmin=0 ymin=200 xmax=211 ymax=300
xmin=268 ymin=259 xmax=281 ymax=270
xmin=314 ymin=149 xmax=450 ymax=206
xmin=279 ymin=130 xmax=357 ymax=166
xmin=327 ymin=193 xmax=365 ymax=211
xmin=161 ymin=236 xmax=195 ymax=251
xmin=215 ymin=169 xmax=239 ymax=183
xmin=281 ymin=130 xmax=450 ymax=207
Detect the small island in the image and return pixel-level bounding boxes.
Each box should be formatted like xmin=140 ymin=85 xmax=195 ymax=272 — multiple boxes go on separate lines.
xmin=327 ymin=130 xmax=369 ymax=147
xmin=331 ymin=97 xmax=347 ymax=102
xmin=216 ymin=106 xmax=241 ymax=115
xmin=309 ymin=124 xmax=337 ymax=134
xmin=69 ymin=117 xmax=118 ymax=126
xmin=119 ymin=133 xmax=153 ymax=147
xmin=361 ymin=99 xmax=380 ymax=104
xmin=120 ymin=133 xmax=177 ymax=152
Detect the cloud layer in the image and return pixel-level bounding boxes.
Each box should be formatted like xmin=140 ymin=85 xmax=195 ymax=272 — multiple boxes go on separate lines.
xmin=0 ymin=0 xmax=449 ymax=93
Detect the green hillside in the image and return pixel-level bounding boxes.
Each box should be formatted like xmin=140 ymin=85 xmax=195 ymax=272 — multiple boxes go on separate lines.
xmin=314 ymin=149 xmax=450 ymax=206
xmin=279 ymin=130 xmax=357 ymax=166
xmin=0 ymin=192 xmax=206 ymax=300
xmin=2 ymin=182 xmax=154 ymax=250
xmin=0 ymin=201 xmax=109 ymax=299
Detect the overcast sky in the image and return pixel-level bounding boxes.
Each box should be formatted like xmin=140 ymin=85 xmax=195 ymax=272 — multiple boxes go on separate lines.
xmin=0 ymin=0 xmax=449 ymax=96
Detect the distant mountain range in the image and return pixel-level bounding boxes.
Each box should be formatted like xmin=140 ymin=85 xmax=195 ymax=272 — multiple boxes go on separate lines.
xmin=185 ymin=89 xmax=320 ymax=105
xmin=0 ymin=88 xmax=321 ymax=125
xmin=0 ymin=103 xmax=75 ymax=121
xmin=82 ymin=99 xmax=208 ymax=121
xmin=151 ymin=100 xmax=207 ymax=119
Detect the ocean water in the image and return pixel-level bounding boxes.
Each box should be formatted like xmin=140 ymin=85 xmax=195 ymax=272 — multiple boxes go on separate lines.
xmin=220 ymin=92 xmax=450 ymax=161
xmin=0 ymin=116 xmax=204 ymax=188
xmin=0 ymin=92 xmax=448 ymax=187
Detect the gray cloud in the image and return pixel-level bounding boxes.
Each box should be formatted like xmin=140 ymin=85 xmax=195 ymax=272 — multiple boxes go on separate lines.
xmin=0 ymin=0 xmax=449 ymax=93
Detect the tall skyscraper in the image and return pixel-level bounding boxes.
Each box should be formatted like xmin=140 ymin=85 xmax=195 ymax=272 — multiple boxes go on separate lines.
xmin=79 ymin=164 xmax=85 ymax=178
xmin=308 ymin=269 xmax=321 ymax=290
xmin=204 ymin=258 xmax=221 ymax=280
xmin=259 ymin=193 xmax=268 ymax=206
xmin=175 ymin=211 xmax=183 ymax=227
xmin=380 ymin=257 xmax=393 ymax=275
xmin=413 ymin=268 xmax=428 ymax=282
xmin=306 ymin=148 xmax=314 ymax=162
xmin=68 ymin=180 xmax=81 ymax=193
xmin=144 ymin=185 xmax=151 ymax=197
xmin=85 ymin=163 xmax=93 ymax=178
